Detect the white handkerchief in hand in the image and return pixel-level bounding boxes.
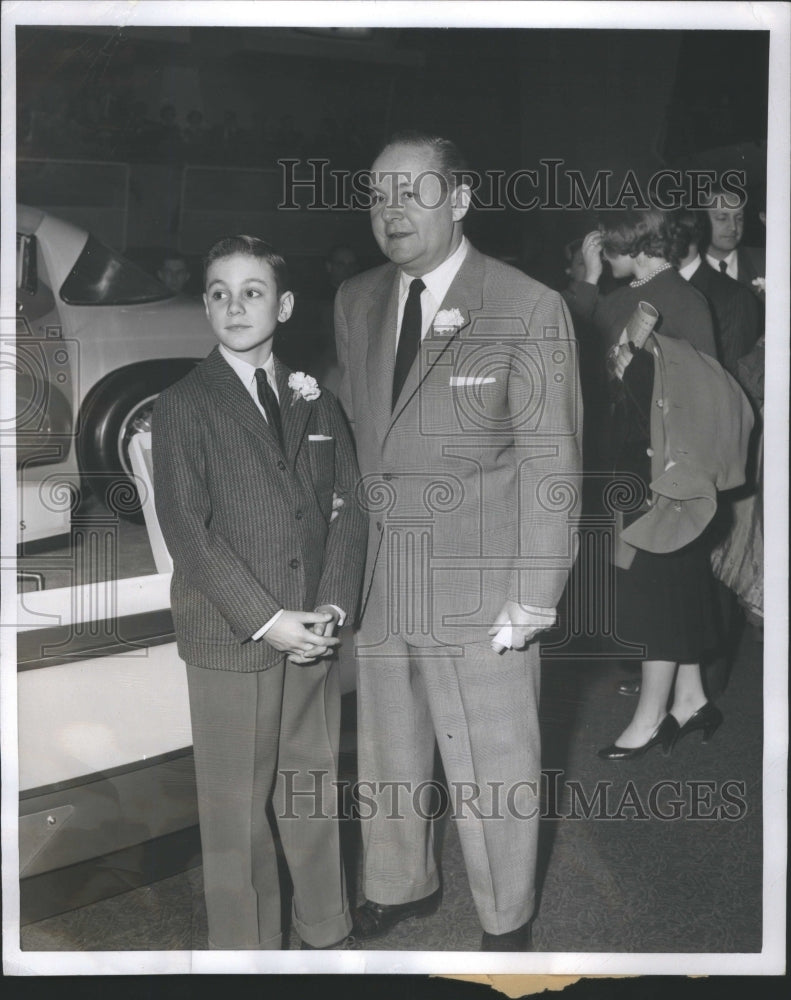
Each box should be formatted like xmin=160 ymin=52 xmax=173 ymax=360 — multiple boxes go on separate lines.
xmin=308 ymin=434 xmax=333 ymax=441
xmin=491 ymin=621 xmax=513 ymax=653
xmin=449 ymin=376 xmax=496 ymax=387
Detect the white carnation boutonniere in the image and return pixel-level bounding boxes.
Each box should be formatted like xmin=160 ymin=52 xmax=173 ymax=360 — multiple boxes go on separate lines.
xmin=433 ymin=307 xmax=465 ymax=334
xmin=288 ymin=371 xmax=321 ymax=405
xmin=752 ymin=276 xmax=766 ymax=297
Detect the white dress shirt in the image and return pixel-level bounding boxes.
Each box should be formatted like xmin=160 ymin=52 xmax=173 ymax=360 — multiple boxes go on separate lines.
xmin=705 ymin=249 xmax=737 ymax=280
xmin=395 ymin=236 xmax=469 ymax=349
xmin=218 ymin=345 xmax=344 ymax=642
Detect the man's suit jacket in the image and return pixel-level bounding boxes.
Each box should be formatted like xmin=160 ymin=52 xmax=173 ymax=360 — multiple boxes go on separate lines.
xmin=689 ymin=259 xmax=761 ymax=374
xmin=152 ymin=346 xmax=367 ymax=671
xmin=707 ymin=246 xmax=765 ymax=293
xmin=335 ymin=244 xmax=582 ymax=647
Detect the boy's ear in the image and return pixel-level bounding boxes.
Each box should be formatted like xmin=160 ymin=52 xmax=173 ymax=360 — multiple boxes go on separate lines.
xmin=278 ymin=291 xmax=295 ymax=323
xmin=203 ymin=292 xmax=211 ymax=319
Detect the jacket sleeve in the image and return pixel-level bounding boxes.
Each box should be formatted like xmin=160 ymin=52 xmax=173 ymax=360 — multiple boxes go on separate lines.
xmin=313 ymin=392 xmax=368 ymax=623
xmin=509 ymin=289 xmax=583 ymax=609
xmin=152 ymin=389 xmax=283 ymax=641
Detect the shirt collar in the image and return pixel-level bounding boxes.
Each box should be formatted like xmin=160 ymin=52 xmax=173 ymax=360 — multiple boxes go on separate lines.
xmin=399 ymin=235 xmax=468 ymax=305
xmin=706 ymin=248 xmax=736 ymax=271
xmin=219 ymin=344 xmax=276 ymax=388
xmin=678 ymin=254 xmax=702 ymax=281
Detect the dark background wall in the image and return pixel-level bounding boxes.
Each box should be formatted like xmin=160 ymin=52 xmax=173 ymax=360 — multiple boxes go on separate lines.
xmin=16 ymin=25 xmax=769 ymax=290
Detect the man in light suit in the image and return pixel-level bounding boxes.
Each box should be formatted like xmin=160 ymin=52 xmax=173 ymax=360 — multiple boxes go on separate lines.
xmin=335 ymin=133 xmax=582 ymax=951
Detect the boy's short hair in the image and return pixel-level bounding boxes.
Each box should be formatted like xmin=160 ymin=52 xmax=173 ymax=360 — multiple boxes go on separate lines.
xmin=203 ymin=235 xmax=290 ymax=296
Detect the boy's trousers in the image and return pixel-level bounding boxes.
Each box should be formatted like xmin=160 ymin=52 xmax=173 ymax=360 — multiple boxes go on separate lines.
xmin=186 ymin=656 xmax=352 ymax=949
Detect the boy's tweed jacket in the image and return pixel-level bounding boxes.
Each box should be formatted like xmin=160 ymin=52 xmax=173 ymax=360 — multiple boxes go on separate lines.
xmin=152 ymin=345 xmax=367 ymax=671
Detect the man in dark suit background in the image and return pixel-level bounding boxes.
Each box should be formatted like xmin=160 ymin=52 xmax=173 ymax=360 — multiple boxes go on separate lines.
xmin=702 ymin=187 xmax=766 ymax=295
xmin=335 ymin=132 xmax=582 ymax=951
xmin=675 ymin=209 xmax=761 ymax=374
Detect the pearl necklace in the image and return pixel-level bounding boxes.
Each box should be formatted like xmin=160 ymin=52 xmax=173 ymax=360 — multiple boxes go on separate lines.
xmin=629 ymin=260 xmax=672 ymax=288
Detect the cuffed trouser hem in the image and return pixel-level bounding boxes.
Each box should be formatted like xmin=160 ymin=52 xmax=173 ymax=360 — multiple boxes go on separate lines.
xmin=476 ymin=898 xmax=535 ymax=937
xmin=364 ymin=871 xmax=440 ymax=908
xmin=208 ymin=930 xmax=282 ymax=950
xmin=292 ymin=905 xmax=352 ymax=949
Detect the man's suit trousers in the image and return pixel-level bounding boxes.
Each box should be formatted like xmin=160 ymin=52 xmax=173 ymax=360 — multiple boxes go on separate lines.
xmin=355 ymin=625 xmax=542 ymax=936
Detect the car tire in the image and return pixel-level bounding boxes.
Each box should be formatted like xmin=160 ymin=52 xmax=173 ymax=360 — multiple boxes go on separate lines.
xmin=77 ymin=360 xmax=198 ymax=523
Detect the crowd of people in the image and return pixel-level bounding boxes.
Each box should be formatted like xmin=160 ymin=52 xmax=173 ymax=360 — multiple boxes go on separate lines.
xmin=149 ymin=130 xmax=765 ymax=953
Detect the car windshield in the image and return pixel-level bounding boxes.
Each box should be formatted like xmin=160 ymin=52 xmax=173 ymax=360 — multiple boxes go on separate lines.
xmin=59 ymin=235 xmax=173 ymax=305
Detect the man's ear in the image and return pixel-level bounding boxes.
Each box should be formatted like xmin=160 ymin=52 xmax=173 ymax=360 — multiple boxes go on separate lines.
xmin=278 ymin=291 xmax=295 ymax=322
xmin=451 ymin=184 xmax=472 ymax=222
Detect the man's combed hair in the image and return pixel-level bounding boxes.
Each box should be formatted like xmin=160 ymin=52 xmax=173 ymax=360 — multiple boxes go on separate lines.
xmin=377 ymin=130 xmax=470 ymax=190
xmin=203 ymin=235 xmax=290 ymax=295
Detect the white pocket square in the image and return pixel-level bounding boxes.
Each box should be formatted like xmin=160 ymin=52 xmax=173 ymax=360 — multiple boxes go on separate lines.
xmin=449 ymin=376 xmax=496 ymax=387
xmin=308 ymin=434 xmax=333 ymax=441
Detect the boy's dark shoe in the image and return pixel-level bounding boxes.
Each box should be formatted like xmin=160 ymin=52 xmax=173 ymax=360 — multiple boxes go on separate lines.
xmin=349 ymin=888 xmax=441 ymax=941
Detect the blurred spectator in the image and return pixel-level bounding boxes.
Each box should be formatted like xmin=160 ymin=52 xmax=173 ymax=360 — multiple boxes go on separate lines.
xmin=274 ymin=115 xmax=304 ymax=159
xmin=157 ymin=253 xmax=192 ymax=296
xmin=324 ymin=244 xmax=360 ymax=295
xmin=210 ymin=110 xmax=249 ymax=163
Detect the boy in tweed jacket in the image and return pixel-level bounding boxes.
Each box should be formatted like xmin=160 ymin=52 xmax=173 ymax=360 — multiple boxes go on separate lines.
xmin=152 ymin=235 xmax=367 ymax=950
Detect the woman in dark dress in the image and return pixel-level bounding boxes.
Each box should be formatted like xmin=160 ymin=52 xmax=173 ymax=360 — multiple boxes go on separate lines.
xmin=566 ymin=208 xmax=723 ymax=759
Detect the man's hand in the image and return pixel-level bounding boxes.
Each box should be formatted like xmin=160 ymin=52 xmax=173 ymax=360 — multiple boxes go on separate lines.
xmin=330 ymin=493 xmax=344 ymax=522
xmin=581 ymin=230 xmax=604 ymax=285
xmin=264 ymin=610 xmax=340 ymax=663
xmin=310 ymin=604 xmax=341 ymax=638
xmin=488 ymin=601 xmax=551 ymax=652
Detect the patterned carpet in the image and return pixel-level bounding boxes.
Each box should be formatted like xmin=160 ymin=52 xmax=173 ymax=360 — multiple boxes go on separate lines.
xmin=20 ymin=629 xmax=764 ymax=955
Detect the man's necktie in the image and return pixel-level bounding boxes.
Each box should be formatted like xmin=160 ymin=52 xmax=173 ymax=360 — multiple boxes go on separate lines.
xmin=392 ymin=277 xmax=425 ymax=410
xmin=719 ymin=260 xmax=728 ymax=274
xmin=254 ymin=368 xmax=284 ymax=451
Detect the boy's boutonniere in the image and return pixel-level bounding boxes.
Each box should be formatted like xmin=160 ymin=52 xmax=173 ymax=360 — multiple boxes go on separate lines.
xmin=433 ymin=308 xmax=465 ymax=334
xmin=752 ymin=276 xmax=766 ymax=296
xmin=288 ymin=371 xmax=321 ymax=404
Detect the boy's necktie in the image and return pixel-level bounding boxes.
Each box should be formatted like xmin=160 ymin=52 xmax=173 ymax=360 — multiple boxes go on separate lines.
xmin=254 ymin=368 xmax=284 ymax=452
xmin=392 ymin=277 xmax=425 ymax=410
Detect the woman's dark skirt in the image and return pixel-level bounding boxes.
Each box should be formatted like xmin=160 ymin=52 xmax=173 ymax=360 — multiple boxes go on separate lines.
xmin=615 ymin=533 xmax=720 ymax=662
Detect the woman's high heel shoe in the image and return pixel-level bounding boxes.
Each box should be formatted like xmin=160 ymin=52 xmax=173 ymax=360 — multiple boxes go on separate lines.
xmin=674 ymin=702 xmax=723 ymax=744
xmin=597 ymin=714 xmax=679 ymax=761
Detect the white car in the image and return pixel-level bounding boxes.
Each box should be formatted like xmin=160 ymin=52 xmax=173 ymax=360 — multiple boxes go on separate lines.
xmin=15 ymin=205 xmax=216 ymax=539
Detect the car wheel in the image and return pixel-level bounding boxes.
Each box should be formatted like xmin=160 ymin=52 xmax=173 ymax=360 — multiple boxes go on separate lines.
xmin=77 ymin=361 xmax=197 ymax=522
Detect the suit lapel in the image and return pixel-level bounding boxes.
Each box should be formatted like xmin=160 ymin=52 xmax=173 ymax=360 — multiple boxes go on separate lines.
xmin=200 ymin=347 xmax=283 ymax=454
xmin=366 ymin=266 xmax=400 ymax=446
xmin=276 ymin=359 xmax=311 ymax=466
xmin=387 ymin=246 xmax=484 ymax=434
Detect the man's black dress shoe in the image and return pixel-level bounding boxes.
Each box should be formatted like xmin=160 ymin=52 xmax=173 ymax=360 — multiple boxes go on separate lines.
xmin=480 ymin=920 xmax=533 ymax=952
xmin=597 ymin=714 xmax=679 ymax=761
xmin=350 ymin=888 xmax=441 ymax=940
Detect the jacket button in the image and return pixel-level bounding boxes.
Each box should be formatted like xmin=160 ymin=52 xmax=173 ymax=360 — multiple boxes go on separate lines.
xmin=382 ymin=473 xmax=393 ymax=481
xmin=656 ymin=399 xmax=664 ymax=408
xmin=295 ymin=511 xmax=303 ymax=520
xmin=646 ymin=447 xmax=654 ymax=457
xmin=376 ymin=521 xmax=382 ymax=531
xmin=289 ymin=558 xmax=299 ymax=569
xmin=277 ymin=460 xmax=286 ymax=470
